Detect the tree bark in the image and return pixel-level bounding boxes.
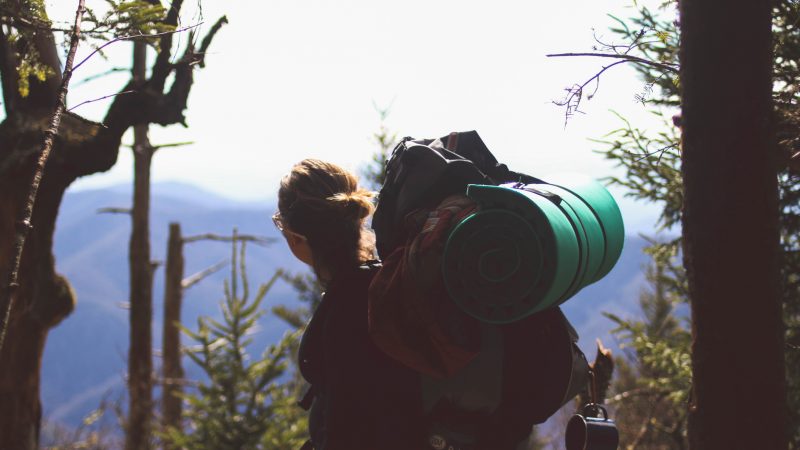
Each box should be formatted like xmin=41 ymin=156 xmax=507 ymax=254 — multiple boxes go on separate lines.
xmin=0 ymin=3 xmax=85 ymax=447
xmin=126 ymin=129 xmax=154 ymax=450
xmin=0 ymin=4 xmax=225 ymax=446
xmin=679 ymin=0 xmax=787 ymax=448
xmin=0 ymin=0 xmax=84 ymax=352
xmin=162 ymin=222 xmax=185 ymax=441
xmin=125 ymin=35 xmax=154 ymax=450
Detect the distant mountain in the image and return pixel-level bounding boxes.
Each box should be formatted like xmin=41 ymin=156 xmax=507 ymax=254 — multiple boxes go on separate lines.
xmin=42 ymin=183 xmax=656 ymax=428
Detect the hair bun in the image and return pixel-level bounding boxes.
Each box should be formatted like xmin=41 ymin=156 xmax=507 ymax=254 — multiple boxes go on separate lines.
xmin=328 ymin=188 xmax=376 ymax=221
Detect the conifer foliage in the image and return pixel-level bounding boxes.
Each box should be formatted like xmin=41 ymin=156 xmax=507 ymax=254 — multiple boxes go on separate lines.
xmin=163 ymin=237 xmax=305 ymax=450
xmin=584 ymin=0 xmax=799 ymax=446
xmin=605 ymin=240 xmax=691 ymax=448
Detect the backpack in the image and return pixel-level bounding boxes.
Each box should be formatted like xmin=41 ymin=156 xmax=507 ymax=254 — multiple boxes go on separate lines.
xmin=368 ymin=131 xmax=592 ymax=449
xmin=372 ymin=131 xmax=541 ymax=259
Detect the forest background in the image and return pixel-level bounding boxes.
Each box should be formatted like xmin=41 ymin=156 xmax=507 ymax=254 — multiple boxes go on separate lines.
xmin=0 ymin=0 xmax=796 ymax=448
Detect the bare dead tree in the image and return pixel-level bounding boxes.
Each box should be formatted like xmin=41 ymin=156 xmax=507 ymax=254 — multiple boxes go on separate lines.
xmin=124 ymin=4 xmax=227 ymax=447
xmin=161 ymin=222 xmax=185 ymax=447
xmin=577 ymin=339 xmax=615 ymax=408
xmin=126 ymin=9 xmax=156 ymax=448
xmin=160 ymin=225 xmax=269 ymax=442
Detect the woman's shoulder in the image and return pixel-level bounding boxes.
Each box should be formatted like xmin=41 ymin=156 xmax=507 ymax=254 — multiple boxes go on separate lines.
xmin=326 ymin=260 xmax=381 ymax=298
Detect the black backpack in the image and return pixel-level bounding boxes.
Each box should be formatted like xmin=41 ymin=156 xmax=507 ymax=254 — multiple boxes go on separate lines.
xmin=372 ymin=131 xmax=542 ymax=259
xmin=371 ymin=131 xmax=589 ymax=449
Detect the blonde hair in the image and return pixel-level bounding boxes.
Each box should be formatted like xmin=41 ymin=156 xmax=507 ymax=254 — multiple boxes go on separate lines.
xmin=278 ymin=159 xmax=376 ymax=280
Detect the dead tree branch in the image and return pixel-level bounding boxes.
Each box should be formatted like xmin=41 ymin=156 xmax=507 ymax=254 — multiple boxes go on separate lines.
xmin=97 ymin=207 xmax=133 ymax=215
xmin=548 ymin=52 xmax=679 ymax=126
xmin=554 ymin=60 xmax=628 ymax=125
xmin=197 ymin=15 xmax=228 ymax=68
xmin=122 ymin=141 xmax=194 ymax=150
xmin=68 ymin=90 xmax=136 ymax=112
xmin=153 ymin=141 xmax=194 ymax=150
xmin=73 ymin=67 xmax=129 ymax=86
xmin=578 ymin=339 xmax=615 ymax=408
xmin=0 ymin=0 xmax=86 ymax=352
xmin=546 ymin=52 xmax=679 ymax=74
xmin=150 ymin=0 xmax=187 ymax=91
xmin=183 ymin=233 xmax=274 ymax=246
xmin=181 ymin=259 xmax=227 ymax=289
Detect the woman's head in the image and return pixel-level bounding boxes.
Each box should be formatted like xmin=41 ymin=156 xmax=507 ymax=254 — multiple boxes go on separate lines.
xmin=276 ymin=159 xmax=376 ymax=282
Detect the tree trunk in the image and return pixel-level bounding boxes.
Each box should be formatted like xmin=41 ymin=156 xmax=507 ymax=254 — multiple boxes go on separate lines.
xmin=679 ymin=1 xmax=787 ymax=448
xmin=125 ymin=30 xmax=155 ymax=449
xmin=0 ymin=176 xmax=75 ymax=450
xmin=126 ymin=136 xmax=154 ymax=450
xmin=162 ymin=222 xmax=185 ymax=440
xmin=0 ymin=4 xmax=224 ymax=445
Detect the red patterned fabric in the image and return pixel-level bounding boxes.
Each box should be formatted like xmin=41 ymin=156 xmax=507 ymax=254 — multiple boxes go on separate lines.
xmin=368 ymin=195 xmax=481 ymax=378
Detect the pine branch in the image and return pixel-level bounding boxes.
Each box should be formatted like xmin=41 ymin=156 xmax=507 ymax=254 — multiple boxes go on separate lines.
xmin=0 ymin=0 xmax=86 ymax=352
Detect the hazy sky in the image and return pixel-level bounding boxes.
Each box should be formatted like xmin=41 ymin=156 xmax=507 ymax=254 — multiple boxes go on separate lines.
xmin=39 ymin=0 xmax=672 ymax=232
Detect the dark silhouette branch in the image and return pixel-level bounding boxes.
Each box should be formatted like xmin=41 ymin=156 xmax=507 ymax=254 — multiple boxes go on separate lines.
xmin=548 ymin=51 xmax=680 ymax=126
xmin=153 ymin=141 xmax=194 ymax=150
xmin=73 ymin=67 xmax=128 ymax=87
xmin=554 ymin=60 xmax=627 ymax=126
xmin=68 ymin=89 xmax=136 ymax=112
xmin=0 ymin=0 xmax=85 ymax=352
xmin=98 ymin=15 xmax=225 ymax=135
xmin=197 ymin=15 xmax=228 ymax=68
xmin=546 ymin=52 xmax=679 ymax=74
xmin=122 ymin=141 xmax=194 ymax=150
xmin=150 ymin=0 xmax=186 ymax=91
xmin=634 ymin=143 xmax=679 ymax=163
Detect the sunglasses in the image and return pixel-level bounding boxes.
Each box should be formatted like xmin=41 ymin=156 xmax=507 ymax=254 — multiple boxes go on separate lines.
xmin=272 ymin=212 xmax=307 ymax=241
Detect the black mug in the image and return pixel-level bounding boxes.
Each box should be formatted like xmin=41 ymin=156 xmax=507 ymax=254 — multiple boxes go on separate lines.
xmin=565 ymin=404 xmax=619 ymax=450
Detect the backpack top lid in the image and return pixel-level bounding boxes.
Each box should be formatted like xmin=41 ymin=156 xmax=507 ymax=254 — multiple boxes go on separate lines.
xmin=372 ymin=131 xmax=537 ymax=260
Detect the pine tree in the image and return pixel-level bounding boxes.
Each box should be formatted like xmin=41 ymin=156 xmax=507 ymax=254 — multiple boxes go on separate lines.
xmin=163 ymin=237 xmax=304 ymax=450
xmin=605 ymin=239 xmax=691 ymax=449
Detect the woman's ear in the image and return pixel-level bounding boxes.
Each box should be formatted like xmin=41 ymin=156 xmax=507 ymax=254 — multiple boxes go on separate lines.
xmin=286 ymin=232 xmax=314 ymax=266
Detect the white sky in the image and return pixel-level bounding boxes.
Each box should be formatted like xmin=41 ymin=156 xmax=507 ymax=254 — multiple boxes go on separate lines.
xmin=39 ymin=0 xmax=672 ymax=232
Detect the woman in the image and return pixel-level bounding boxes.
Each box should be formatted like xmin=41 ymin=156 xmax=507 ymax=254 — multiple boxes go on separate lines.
xmin=274 ymin=159 xmax=424 ymax=450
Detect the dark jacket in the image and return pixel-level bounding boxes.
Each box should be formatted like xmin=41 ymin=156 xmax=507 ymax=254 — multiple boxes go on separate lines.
xmin=298 ymin=263 xmax=424 ymax=450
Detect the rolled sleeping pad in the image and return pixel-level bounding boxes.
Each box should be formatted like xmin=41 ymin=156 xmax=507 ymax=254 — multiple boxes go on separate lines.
xmin=442 ymin=175 xmax=624 ymax=324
